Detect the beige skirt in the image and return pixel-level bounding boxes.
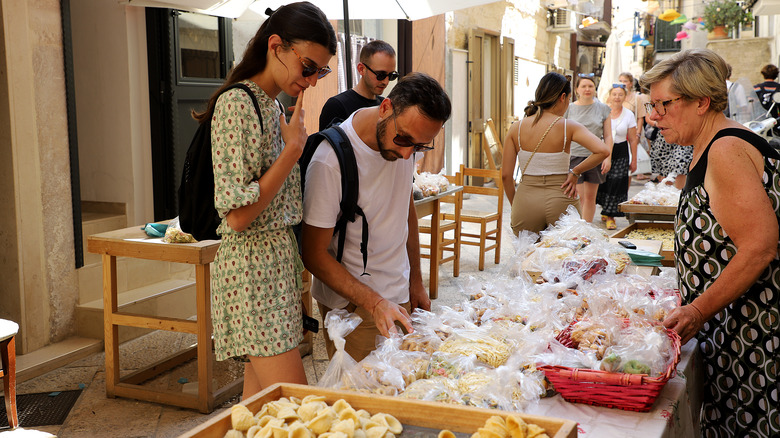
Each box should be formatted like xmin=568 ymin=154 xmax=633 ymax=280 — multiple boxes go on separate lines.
xmin=511 ymin=173 xmax=581 ymax=235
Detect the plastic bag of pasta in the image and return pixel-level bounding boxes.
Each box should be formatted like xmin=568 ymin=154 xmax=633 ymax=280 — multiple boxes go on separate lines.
xmin=161 ymin=217 xmax=197 ymax=243
xmin=317 ymin=309 xmax=378 ymax=392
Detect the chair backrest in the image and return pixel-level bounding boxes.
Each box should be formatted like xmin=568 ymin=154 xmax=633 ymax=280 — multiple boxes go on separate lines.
xmin=482 ymin=118 xmax=503 ymax=171
xmin=442 ymin=172 xmax=464 ymax=215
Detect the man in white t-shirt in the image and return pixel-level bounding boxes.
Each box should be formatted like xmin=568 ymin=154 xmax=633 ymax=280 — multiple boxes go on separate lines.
xmin=302 ymin=72 xmax=451 ymax=362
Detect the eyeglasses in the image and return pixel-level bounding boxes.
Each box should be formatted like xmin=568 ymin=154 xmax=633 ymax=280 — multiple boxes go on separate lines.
xmin=363 ymin=63 xmax=399 ymax=81
xmin=290 ymin=46 xmax=331 ymax=79
xmin=612 ymin=83 xmax=626 ymax=89
xmin=644 ymin=97 xmax=683 ymax=116
xmin=391 ymin=112 xmax=434 ymax=152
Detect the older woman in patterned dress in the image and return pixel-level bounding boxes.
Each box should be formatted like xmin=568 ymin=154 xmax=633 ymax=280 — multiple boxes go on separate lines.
xmin=642 ymin=49 xmax=779 ymax=437
xmin=192 ymin=2 xmax=336 ymax=398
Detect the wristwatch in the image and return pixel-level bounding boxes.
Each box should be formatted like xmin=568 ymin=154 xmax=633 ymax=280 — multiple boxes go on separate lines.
xmin=569 ymin=168 xmax=581 ymax=178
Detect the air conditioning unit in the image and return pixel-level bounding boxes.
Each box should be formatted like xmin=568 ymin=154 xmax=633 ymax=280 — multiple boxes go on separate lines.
xmin=547 ymin=8 xmax=576 ymax=33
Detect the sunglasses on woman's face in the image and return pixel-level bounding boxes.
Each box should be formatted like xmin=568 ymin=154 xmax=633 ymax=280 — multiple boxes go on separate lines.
xmin=290 ymin=46 xmax=332 ymax=79
xmin=363 ymin=63 xmax=399 ymax=81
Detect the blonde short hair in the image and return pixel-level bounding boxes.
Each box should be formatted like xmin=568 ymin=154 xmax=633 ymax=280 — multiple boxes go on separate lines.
xmin=639 ymin=49 xmax=728 ymax=114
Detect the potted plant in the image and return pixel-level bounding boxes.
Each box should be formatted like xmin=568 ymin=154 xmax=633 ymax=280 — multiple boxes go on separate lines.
xmin=703 ymin=0 xmax=753 ymax=39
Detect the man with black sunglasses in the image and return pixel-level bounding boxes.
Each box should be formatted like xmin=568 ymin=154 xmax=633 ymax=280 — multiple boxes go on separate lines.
xmin=303 ymin=72 xmax=451 ymax=362
xmin=319 ymin=40 xmax=399 ymax=130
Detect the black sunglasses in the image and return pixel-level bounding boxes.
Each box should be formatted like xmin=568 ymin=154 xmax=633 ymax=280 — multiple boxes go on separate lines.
xmin=363 ymin=63 xmax=399 ymax=81
xmin=290 ymin=46 xmax=331 ymax=79
xmin=391 ymin=112 xmax=434 ymax=152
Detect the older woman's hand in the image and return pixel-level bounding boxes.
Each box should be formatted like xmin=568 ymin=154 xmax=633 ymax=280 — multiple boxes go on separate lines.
xmin=662 ymin=303 xmax=705 ymax=345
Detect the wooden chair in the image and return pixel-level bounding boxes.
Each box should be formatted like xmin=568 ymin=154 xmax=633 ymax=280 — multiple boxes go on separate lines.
xmin=0 ymin=319 xmax=19 ymax=429
xmin=419 ymin=172 xmax=463 ymax=277
xmin=453 ymin=164 xmax=503 ymax=271
xmin=481 ymin=118 xmax=503 ymax=171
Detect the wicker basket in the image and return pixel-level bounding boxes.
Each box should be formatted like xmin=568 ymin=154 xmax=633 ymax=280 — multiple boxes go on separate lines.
xmin=538 ymin=320 xmax=682 ymax=412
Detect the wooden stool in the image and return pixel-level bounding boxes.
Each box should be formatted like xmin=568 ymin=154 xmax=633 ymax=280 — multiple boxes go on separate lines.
xmin=0 ymin=319 xmax=19 ymax=429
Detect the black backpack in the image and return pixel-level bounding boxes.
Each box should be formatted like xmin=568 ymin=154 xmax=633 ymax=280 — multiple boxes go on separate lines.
xmin=297 ymin=125 xmax=370 ymax=276
xmin=178 ymin=83 xmax=263 ymax=241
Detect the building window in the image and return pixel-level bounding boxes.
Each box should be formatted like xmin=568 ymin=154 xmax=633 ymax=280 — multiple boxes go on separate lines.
xmin=655 ymin=18 xmax=681 ymax=53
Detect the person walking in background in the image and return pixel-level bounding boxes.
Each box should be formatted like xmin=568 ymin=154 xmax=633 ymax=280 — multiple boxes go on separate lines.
xmin=646 ymin=118 xmax=692 ymax=189
xmin=502 ymin=72 xmax=608 ymax=235
xmin=643 ymin=48 xmax=779 ymax=438
xmin=565 ymin=74 xmax=613 ymax=222
xmin=753 ymin=63 xmax=780 ymax=136
xmin=199 ymin=2 xmax=337 ymax=398
xmin=318 ymin=40 xmax=397 ymax=130
xmin=597 ymin=84 xmax=637 ymax=230
xmin=302 ymin=73 xmax=451 ymax=362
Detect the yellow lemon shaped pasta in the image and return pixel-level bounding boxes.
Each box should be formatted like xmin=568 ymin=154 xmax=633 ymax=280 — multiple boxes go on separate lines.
xmin=288 ymin=421 xmax=313 ymax=438
xmin=478 ymin=427 xmax=505 ymax=438
xmin=364 ymin=425 xmax=389 ymax=438
xmin=254 ymin=405 xmax=271 ymax=420
xmin=290 ymin=396 xmax=302 ymax=405
xmin=246 ymin=425 xmax=262 ymax=438
xmin=255 ymin=424 xmax=275 ymax=438
xmin=370 ymin=413 xmax=402 ymax=435
xmin=330 ymin=418 xmax=356 ymax=438
xmin=353 ymin=428 xmax=367 ymax=438
xmin=302 ymin=394 xmax=327 ymax=404
xmin=224 ymin=430 xmax=245 ymax=438
xmin=332 ymin=399 xmax=352 ymax=413
xmin=526 ymin=424 xmax=547 ymax=438
xmin=505 ymin=415 xmax=528 ymax=438
xmin=438 ymin=431 xmax=456 ymax=438
xmin=338 ymin=408 xmax=360 ymax=424
xmin=483 ymin=416 xmax=508 ymax=436
xmin=307 ymin=408 xmax=337 ymax=435
xmin=277 ymin=407 xmax=300 ymax=423
xmin=358 ymin=418 xmax=381 ymax=430
xmin=231 ymin=404 xmax=257 ymax=431
xmin=355 ymin=409 xmax=371 ymax=419
xmin=271 ymin=425 xmax=289 ymax=438
xmin=298 ymin=401 xmax=328 ymax=422
xmin=320 ymin=433 xmax=348 ymax=438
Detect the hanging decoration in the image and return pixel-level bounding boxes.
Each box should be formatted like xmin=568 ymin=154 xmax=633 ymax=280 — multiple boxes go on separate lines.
xmin=674 ymin=31 xmax=689 ymax=41
xmin=639 ymin=39 xmax=651 ymax=46
xmin=658 ymin=9 xmax=681 ymax=21
xmin=671 ymin=14 xmax=688 ymax=25
xmin=580 ymin=16 xmax=598 ymax=28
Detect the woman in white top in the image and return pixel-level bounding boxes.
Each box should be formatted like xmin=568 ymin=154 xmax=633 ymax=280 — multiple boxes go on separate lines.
xmin=597 ymin=84 xmax=638 ymax=229
xmin=502 ymin=72 xmax=609 ymax=235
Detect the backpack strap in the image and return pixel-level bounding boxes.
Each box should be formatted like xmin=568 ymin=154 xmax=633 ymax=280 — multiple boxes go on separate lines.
xmin=222 ymin=83 xmax=264 ymax=134
xmin=319 ymin=126 xmax=370 ymax=277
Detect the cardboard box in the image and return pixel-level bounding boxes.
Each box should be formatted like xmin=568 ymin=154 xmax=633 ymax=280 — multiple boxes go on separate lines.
xmin=613 ymin=222 xmax=675 ymax=267
xmin=182 ymin=383 xmax=578 ymax=438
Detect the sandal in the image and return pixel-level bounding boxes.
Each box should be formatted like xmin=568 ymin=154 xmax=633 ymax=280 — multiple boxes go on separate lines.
xmin=601 ymin=215 xmax=608 ymax=222
xmin=606 ymin=218 xmax=617 ymax=230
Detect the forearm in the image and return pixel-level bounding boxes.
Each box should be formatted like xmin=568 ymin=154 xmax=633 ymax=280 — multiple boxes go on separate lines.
xmin=225 ymin=148 xmax=299 ymax=231
xmin=406 ymin=197 xmax=424 ymax=286
xmin=502 ymin=175 xmax=516 ymax=206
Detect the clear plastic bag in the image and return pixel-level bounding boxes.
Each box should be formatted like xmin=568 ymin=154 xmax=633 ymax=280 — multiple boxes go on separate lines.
xmin=316 ymin=310 xmax=377 ymax=392
xmin=161 ymin=217 xmax=197 ymax=243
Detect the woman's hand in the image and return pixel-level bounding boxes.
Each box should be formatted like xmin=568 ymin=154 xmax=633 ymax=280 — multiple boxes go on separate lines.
xmin=663 ymin=303 xmax=704 ymax=345
xmin=279 ymin=89 xmax=307 ymax=160
xmin=601 ymin=156 xmax=612 ymax=174
xmin=561 ymin=173 xmax=579 ymax=198
xmin=629 ymin=158 xmax=637 ymax=173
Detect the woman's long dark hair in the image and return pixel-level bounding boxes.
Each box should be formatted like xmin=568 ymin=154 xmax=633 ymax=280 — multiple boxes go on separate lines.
xmin=193 ymin=1 xmax=336 ymax=123
xmin=524 ymin=72 xmax=571 ymax=124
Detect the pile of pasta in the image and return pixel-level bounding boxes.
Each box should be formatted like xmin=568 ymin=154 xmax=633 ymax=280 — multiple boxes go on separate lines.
xmin=413 ymin=171 xmax=450 ymax=199
xmin=224 ymin=396 xmax=404 ymax=438
xmin=510 ymin=207 xmax=633 ymax=282
xmin=625 ymin=227 xmax=674 ymax=252
xmin=440 ymin=414 xmax=549 ymax=438
xmin=627 ymin=177 xmax=681 ymax=206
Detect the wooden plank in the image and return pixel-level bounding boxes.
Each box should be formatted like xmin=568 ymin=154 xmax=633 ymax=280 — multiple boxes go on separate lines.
xmin=618 ymin=202 xmax=676 ymax=216
xmin=195 ymin=263 xmax=215 ymax=413
xmin=111 ymin=312 xmax=199 ymax=333
xmin=113 ymin=383 xmax=200 ymax=410
xmin=120 ymin=346 xmax=198 ymax=385
xmin=103 ymin=255 xmax=119 ymax=398
xmin=613 ymin=223 xmax=675 ymax=266
xmin=183 ymin=384 xmax=578 ymax=438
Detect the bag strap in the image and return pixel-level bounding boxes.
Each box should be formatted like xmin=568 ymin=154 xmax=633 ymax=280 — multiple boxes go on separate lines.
xmin=221 ymin=83 xmax=264 ymax=134
xmin=520 ymin=116 xmax=563 ymax=179
xmin=319 ymin=126 xmax=370 ymax=277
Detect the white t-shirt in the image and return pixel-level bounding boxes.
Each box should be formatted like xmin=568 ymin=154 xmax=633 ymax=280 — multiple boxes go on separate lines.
xmin=303 ymin=111 xmax=414 ymax=309
xmin=611 ymin=107 xmax=636 ymax=143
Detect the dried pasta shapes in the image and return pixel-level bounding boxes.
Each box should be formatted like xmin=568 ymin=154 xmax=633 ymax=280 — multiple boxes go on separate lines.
xmin=438 ymin=332 xmax=511 ymax=368
xmin=438 ymin=414 xmax=549 ymax=438
xmin=224 ymin=397 xmax=404 ymax=438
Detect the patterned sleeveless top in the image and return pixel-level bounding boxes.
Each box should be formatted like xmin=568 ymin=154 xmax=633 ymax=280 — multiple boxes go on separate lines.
xmin=675 ymin=127 xmax=780 ymax=437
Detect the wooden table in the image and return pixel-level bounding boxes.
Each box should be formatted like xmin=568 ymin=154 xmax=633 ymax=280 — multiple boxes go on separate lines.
xmin=87 ymin=225 xmax=237 ymax=413
xmin=608 ymin=237 xmax=663 ymax=277
xmin=414 ymin=185 xmax=463 ymax=300
xmin=619 ymin=202 xmax=676 ymax=223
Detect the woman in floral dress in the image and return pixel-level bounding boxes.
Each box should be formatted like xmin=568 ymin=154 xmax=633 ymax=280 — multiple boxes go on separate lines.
xmin=642 ymin=49 xmax=779 ymax=437
xmin=192 ymin=2 xmax=336 ymax=397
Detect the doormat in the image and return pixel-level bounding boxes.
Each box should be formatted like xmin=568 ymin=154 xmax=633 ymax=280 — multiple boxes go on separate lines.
xmin=0 ymin=389 xmax=82 ymax=428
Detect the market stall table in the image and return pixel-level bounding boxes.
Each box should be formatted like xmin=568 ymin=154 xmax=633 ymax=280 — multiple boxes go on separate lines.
xmin=87 ymin=225 xmax=238 ymax=413
xmin=618 ymin=202 xmax=676 ymax=224
xmin=414 ymin=185 xmax=463 ymax=300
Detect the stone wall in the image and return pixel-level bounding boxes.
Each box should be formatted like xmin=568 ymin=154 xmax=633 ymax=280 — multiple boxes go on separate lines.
xmin=707 ymin=37 xmax=774 ymax=85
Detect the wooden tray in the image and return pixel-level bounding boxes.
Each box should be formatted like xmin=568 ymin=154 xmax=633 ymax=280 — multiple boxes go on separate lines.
xmin=613 ymin=223 xmax=674 ymax=267
xmin=182 ymin=383 xmax=578 ymax=438
xmin=618 ymin=202 xmax=676 ymax=215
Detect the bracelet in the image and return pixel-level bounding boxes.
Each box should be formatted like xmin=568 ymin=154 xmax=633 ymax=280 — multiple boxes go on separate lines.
xmin=569 ymin=168 xmax=581 ymax=178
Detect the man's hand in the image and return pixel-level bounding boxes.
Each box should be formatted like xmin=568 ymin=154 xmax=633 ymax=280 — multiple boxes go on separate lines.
xmin=410 ymin=279 xmax=431 ymax=312
xmin=370 ymin=298 xmax=414 ymax=338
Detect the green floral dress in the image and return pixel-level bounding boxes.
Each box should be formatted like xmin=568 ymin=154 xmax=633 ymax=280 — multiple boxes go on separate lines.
xmin=675 ymin=128 xmax=780 ymax=437
xmin=210 ymin=80 xmax=303 ymax=360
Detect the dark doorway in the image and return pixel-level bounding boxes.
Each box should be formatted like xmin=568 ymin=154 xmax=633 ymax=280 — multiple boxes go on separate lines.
xmin=146 ymin=9 xmax=233 ymax=221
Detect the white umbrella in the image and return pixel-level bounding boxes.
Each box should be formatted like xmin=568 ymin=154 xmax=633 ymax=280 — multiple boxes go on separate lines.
xmin=597 ymin=32 xmax=622 ymax=104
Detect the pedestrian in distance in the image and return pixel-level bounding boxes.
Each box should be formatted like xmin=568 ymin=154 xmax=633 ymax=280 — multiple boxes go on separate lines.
xmin=565 ymin=74 xmax=613 ymax=222
xmin=195 ymin=1 xmax=337 ymax=398
xmin=502 ymin=72 xmax=608 ymax=235
xmin=302 ymin=72 xmax=451 ymax=362
xmin=318 ymin=40 xmax=398 ymax=130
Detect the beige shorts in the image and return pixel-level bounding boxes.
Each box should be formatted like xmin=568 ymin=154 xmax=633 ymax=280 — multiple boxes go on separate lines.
xmin=317 ymin=300 xmax=412 ymax=363
xmin=511 ymin=173 xmax=581 ymax=235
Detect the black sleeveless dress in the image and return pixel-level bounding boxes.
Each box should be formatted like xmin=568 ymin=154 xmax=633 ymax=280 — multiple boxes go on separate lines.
xmin=675 ymin=128 xmax=780 ymax=437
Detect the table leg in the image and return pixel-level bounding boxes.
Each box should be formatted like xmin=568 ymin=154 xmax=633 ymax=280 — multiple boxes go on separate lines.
xmin=429 ymin=199 xmax=440 ymax=299
xmin=195 ymin=263 xmax=214 ymax=413
xmin=103 ymin=254 xmax=119 ymax=398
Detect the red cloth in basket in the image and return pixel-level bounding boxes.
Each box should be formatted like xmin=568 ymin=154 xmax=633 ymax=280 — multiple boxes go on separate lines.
xmin=538 ymin=320 xmax=682 ymax=412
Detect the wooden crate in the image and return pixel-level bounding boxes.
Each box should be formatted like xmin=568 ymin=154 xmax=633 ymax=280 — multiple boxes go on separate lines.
xmin=613 ymin=222 xmax=675 ymax=267
xmin=182 ymin=383 xmax=578 ymax=438
xmin=618 ymin=202 xmax=676 ymax=223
